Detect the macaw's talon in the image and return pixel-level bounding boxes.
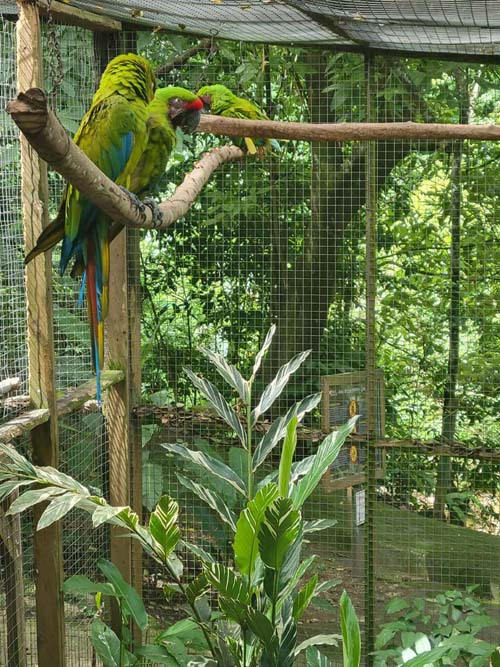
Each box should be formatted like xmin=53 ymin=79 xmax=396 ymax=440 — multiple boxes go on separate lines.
xmin=143 ymin=197 xmax=164 ymax=229
xmin=119 ymin=185 xmax=146 ymax=213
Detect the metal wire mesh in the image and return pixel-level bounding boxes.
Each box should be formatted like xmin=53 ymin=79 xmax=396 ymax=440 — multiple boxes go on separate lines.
xmin=0 ymin=11 xmax=499 ymax=667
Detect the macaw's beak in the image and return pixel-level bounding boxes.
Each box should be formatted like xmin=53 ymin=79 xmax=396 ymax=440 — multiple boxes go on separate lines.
xmin=200 ymin=94 xmax=211 ymax=113
xmin=169 ymin=97 xmax=203 ymax=133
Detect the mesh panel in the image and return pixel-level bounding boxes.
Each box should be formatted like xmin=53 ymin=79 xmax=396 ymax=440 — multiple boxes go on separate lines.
xmin=0 ymin=10 xmax=499 ymax=667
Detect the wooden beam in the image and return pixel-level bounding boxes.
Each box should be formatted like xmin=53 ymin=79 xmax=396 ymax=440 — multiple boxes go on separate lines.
xmin=0 ymin=371 xmax=124 ymax=445
xmin=56 ymin=369 xmax=125 ymax=416
xmin=16 ymin=3 xmax=65 ymax=665
xmin=0 ymin=409 xmax=49 ymax=444
xmin=0 ymin=493 xmax=27 ymax=667
xmin=0 ymin=377 xmax=21 ymax=397
xmin=105 ymin=226 xmax=141 ymax=635
xmin=37 ymin=0 xmax=121 ymax=32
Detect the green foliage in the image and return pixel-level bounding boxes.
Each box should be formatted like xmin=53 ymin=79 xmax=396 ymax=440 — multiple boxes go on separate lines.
xmin=0 ymin=337 xmax=360 ymax=667
xmin=374 ymin=587 xmax=499 ymax=667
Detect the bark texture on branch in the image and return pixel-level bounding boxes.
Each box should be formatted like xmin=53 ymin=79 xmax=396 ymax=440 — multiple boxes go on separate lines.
xmin=6 ymin=88 xmax=244 ymax=232
xmin=198 ymin=113 xmax=500 ymax=142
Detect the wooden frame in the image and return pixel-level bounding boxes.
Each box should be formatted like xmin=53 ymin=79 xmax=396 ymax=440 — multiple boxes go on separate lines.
xmin=16 ymin=1 xmax=65 ymax=664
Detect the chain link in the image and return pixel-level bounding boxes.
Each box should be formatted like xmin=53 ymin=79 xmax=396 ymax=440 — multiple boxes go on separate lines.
xmin=45 ymin=0 xmax=64 ymax=102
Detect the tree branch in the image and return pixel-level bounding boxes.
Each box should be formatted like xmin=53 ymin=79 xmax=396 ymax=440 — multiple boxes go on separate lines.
xmin=156 ymin=38 xmax=218 ymax=77
xmin=6 ymin=88 xmax=244 ymax=232
xmin=198 ymin=114 xmax=500 ymax=142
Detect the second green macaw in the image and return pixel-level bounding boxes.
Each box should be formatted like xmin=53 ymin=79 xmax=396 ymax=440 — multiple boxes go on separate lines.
xmin=197 ymin=84 xmax=278 ymax=154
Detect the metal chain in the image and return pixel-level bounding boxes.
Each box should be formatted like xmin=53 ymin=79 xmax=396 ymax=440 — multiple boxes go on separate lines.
xmin=45 ymin=0 xmax=64 ymax=101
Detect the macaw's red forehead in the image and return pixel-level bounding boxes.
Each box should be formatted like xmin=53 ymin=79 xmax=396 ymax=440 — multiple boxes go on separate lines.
xmin=186 ymin=97 xmax=203 ymax=111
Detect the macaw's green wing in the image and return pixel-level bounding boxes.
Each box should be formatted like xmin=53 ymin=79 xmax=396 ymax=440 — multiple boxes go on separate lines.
xmin=129 ymin=112 xmax=176 ymax=197
xmin=60 ymin=94 xmax=146 ymax=274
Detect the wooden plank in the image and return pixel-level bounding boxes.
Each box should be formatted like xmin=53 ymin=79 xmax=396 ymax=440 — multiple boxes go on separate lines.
xmin=0 ymin=377 xmax=21 ymax=397
xmin=56 ymin=369 xmax=125 ymax=417
xmin=0 ymin=409 xmax=49 ymax=444
xmin=16 ymin=2 xmax=65 ymax=665
xmin=0 ymin=491 xmax=27 ymax=667
xmin=38 ymin=0 xmax=121 ymax=32
xmin=104 ymin=227 xmax=136 ymax=635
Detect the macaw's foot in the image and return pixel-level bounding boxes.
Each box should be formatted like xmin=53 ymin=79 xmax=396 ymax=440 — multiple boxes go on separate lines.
xmin=119 ymin=186 xmax=145 ymax=213
xmin=143 ymin=197 xmax=164 ymax=229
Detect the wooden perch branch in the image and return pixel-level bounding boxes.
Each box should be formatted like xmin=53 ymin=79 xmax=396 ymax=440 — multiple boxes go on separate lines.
xmin=198 ymin=114 xmax=500 ymax=142
xmin=6 ymin=88 xmax=244 ymax=233
xmin=0 ymin=378 xmax=21 ymax=398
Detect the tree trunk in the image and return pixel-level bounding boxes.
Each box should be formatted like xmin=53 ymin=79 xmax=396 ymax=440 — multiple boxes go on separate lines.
xmin=264 ymin=55 xmax=418 ymax=381
xmin=433 ymin=70 xmax=468 ymax=520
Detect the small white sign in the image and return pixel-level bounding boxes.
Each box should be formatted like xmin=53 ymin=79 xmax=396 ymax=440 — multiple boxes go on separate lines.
xmin=355 ymin=489 xmax=366 ymax=526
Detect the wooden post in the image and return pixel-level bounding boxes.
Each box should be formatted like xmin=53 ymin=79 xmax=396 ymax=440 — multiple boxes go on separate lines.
xmin=105 ymin=227 xmax=142 ymax=634
xmin=0 ymin=495 xmax=26 ymax=667
xmin=16 ymin=1 xmax=65 ymax=665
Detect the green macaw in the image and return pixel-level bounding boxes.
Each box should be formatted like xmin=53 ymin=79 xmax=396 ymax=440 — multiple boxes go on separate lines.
xmin=197 ymin=84 xmax=278 ymax=154
xmin=25 ymin=53 xmax=156 ymax=401
xmin=129 ymin=86 xmax=203 ymax=197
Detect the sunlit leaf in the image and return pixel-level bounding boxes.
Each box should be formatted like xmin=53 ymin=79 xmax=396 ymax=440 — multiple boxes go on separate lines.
xmin=97 ymin=559 xmax=148 ymax=631
xmin=252 ymin=350 xmax=311 ymax=425
xmin=199 ymin=347 xmax=249 ymax=403
xmin=234 ymin=483 xmax=279 ymax=575
xmin=162 ymin=442 xmax=246 ymax=496
xmin=177 ymin=474 xmax=236 ymax=530
xmin=37 ymin=492 xmax=82 ymax=529
xmin=183 ymin=368 xmax=247 ymax=446
xmin=340 ymin=590 xmax=361 ymax=667
xmin=149 ymin=495 xmax=180 ymax=561
xmin=251 ymin=325 xmax=276 ymax=380
xmin=292 ymin=418 xmax=357 ymax=509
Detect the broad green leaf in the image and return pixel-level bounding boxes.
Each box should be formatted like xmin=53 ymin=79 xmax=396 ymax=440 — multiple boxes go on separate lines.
xmin=157 ymin=617 xmax=209 ymax=651
xmin=315 ymin=579 xmax=341 ymax=593
xmin=199 ymin=347 xmax=249 ymax=403
xmin=295 ymin=635 xmax=340 ymax=655
xmin=177 ymin=474 xmax=236 ymax=530
xmin=143 ymin=462 xmax=163 ymax=511
xmin=279 ymin=417 xmax=297 ymax=497
xmin=305 ymin=647 xmax=334 ymax=667
xmin=386 ymin=597 xmax=410 ymax=614
xmin=0 ymin=443 xmax=37 ymax=475
xmin=149 ymin=495 xmax=180 ymax=561
xmin=280 ymin=555 xmax=315 ymax=602
xmin=251 ymin=325 xmax=276 ymax=380
xmin=183 ymin=368 xmax=247 ymax=446
xmin=234 ymin=483 xmax=279 ymax=575
xmin=181 ymin=539 xmax=215 ymax=564
xmin=37 ymin=492 xmax=82 ymax=529
xmin=401 ymin=644 xmax=450 ymax=666
xmin=92 ymin=505 xmax=128 ymax=528
xmin=292 ymin=418 xmax=357 ymax=509
xmin=7 ymin=486 xmax=67 ymax=514
xmin=185 ymin=573 xmax=210 ymax=604
xmin=246 ymin=607 xmax=278 ymax=651
xmin=252 ymin=350 xmax=311 ymax=425
xmin=253 ymin=394 xmax=322 ymax=471
xmin=293 ymin=573 xmax=318 ymax=621
xmin=304 ymin=519 xmax=338 ymax=533
xmin=279 ymin=613 xmax=297 ymax=667
xmin=162 ymin=442 xmax=246 ymax=496
xmin=135 ymin=645 xmax=179 ymax=666
xmin=204 ymin=562 xmax=249 ymax=623
xmin=97 ymin=559 xmax=148 ymax=631
xmin=90 ymin=619 xmax=135 ymax=667
xmin=37 ymin=466 xmax=89 ymax=495
xmin=340 ymin=590 xmax=361 ymax=667
xmin=0 ymin=480 xmax=35 ymax=503
xmin=62 ymin=575 xmax=114 ymax=596
xmin=259 ymin=497 xmax=301 ymax=571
